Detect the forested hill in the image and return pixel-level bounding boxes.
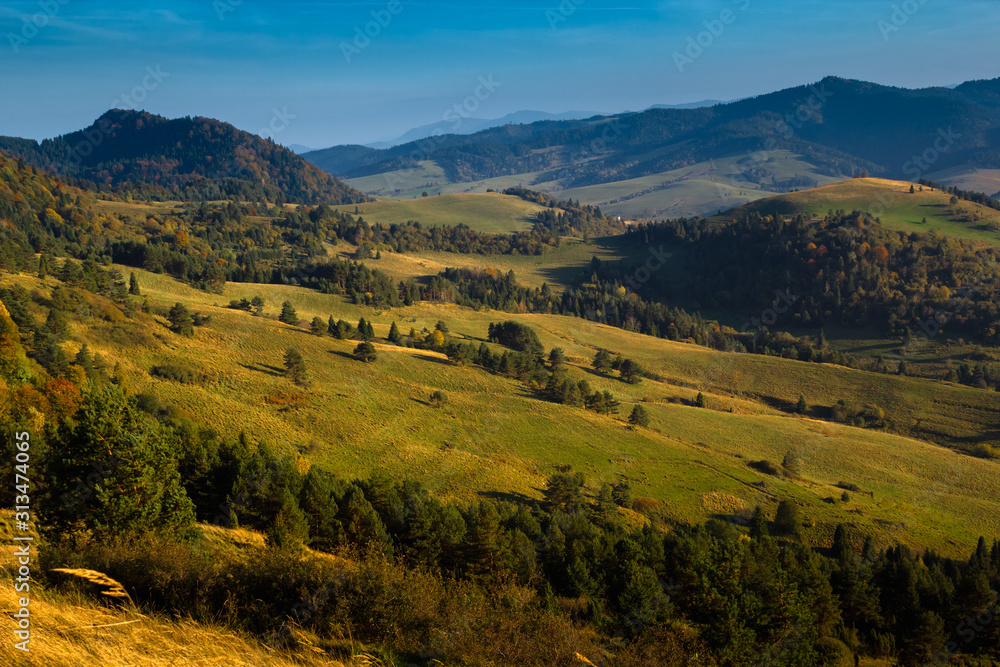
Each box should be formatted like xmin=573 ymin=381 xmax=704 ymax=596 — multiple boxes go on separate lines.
xmin=0 ymin=110 xmax=371 ymax=205
xmin=306 ymin=76 xmax=1000 ymax=187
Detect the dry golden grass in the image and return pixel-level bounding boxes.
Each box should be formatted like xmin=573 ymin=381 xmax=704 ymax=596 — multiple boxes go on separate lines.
xmin=0 ymin=581 xmax=346 ymax=667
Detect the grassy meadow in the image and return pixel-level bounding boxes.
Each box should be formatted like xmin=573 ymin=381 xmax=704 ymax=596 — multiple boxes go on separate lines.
xmin=739 ymin=177 xmax=1000 ymax=244
xmin=329 ymin=192 xmax=550 ymax=234
xmin=8 ymin=262 xmax=997 ymax=558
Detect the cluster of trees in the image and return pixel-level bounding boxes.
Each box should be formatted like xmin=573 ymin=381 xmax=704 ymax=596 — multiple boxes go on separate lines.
xmin=504 ymin=187 xmax=626 ymax=237
xmin=919 ymin=179 xmax=1000 ymax=210
xmin=1 ymin=269 xmax=998 ymax=665
xmin=440 ymin=322 xmax=626 ymax=418
xmin=11 ymin=379 xmax=999 ymax=666
xmin=592 ymin=348 xmax=644 ymax=384
xmin=629 ymin=210 xmax=1000 ymax=341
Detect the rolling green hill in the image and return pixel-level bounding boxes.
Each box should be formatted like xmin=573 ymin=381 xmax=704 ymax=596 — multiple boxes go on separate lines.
xmin=330 ymin=192 xmax=552 ymax=233
xmin=313 ymin=76 xmax=1000 ymax=221
xmin=7 ymin=266 xmax=996 ymax=557
xmin=0 ymin=110 xmax=370 ymax=205
xmin=730 ymin=177 xmax=1000 ymax=244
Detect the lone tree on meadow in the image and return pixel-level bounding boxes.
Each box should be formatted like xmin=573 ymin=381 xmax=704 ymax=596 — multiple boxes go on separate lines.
xmin=354 ymin=341 xmax=377 ymax=363
xmin=592 ymin=349 xmax=613 ymax=373
xmin=695 ymin=392 xmax=706 ymax=408
xmin=430 ymin=390 xmax=447 ymax=407
xmin=629 ymin=404 xmax=651 ymax=428
xmin=167 ymin=302 xmax=194 ymax=336
xmin=796 ymin=395 xmax=807 ymax=414
xmin=284 ymin=348 xmax=308 ymax=385
xmin=388 ymin=321 xmax=402 ymax=345
xmin=250 ymin=295 xmax=265 ymax=316
xmin=279 ymin=301 xmax=299 ymax=326
xmin=619 ymin=358 xmax=643 ymax=384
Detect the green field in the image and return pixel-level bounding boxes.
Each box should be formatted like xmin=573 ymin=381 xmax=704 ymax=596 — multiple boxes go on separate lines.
xmin=548 ymin=151 xmax=840 ymax=219
xmin=347 ymin=151 xmax=842 ymax=220
xmin=11 ymin=263 xmax=997 ymax=558
xmin=332 ymin=234 xmax=636 ymax=292
xmin=737 ymin=177 xmax=1000 ymax=244
xmin=330 ymin=192 xmax=550 ymax=233
xmin=345 ymin=161 xmax=547 ymax=200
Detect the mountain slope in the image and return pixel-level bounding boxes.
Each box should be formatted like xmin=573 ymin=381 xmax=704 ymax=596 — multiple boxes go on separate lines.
xmin=306 ymin=76 xmax=1000 ymax=217
xmin=0 ymin=110 xmax=370 ymax=205
xmin=726 ymin=177 xmax=1000 ymax=243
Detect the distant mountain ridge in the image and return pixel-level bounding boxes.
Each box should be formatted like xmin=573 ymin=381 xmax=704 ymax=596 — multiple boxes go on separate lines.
xmin=0 ymin=110 xmax=369 ymax=205
xmin=364 ymin=109 xmax=603 ymax=149
xmin=304 ymin=76 xmax=1000 ymax=198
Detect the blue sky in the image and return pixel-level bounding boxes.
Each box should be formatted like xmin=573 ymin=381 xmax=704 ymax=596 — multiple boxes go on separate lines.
xmin=1 ymin=0 xmax=998 ymax=148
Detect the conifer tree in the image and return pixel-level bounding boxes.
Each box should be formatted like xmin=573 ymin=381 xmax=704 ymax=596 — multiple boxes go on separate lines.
xmin=284 ymin=348 xmax=307 ymax=384
xmin=279 ymin=301 xmax=299 ymax=326
xmin=388 ymin=321 xmax=402 ymax=345
xmin=167 ymin=302 xmax=194 ymax=336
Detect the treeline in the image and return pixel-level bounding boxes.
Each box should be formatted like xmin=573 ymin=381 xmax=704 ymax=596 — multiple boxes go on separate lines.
xmin=504 ymin=186 xmax=626 ymax=237
xmin=0 ymin=156 xmax=573 ymax=297
xmin=625 ymin=210 xmax=1000 ymax=343
xmin=918 ymin=178 xmax=1000 ymax=210
xmin=0 ymin=109 xmax=369 ymax=205
xmin=6 ymin=382 xmax=997 ymax=666
xmin=1 ymin=272 xmax=998 ymax=665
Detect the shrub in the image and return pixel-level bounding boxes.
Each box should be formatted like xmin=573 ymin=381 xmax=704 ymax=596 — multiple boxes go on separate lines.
xmin=150 ymin=363 xmax=209 ymax=385
xmin=750 ymin=460 xmax=782 ymax=477
xmin=430 ymin=390 xmax=447 ymax=407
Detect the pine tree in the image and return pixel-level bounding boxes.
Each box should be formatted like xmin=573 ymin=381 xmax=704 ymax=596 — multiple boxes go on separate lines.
xmin=387 ymin=321 xmax=402 ymax=345
xmin=74 ymin=344 xmax=96 ymax=382
xmin=796 ymin=394 xmax=808 ymax=414
xmin=750 ymin=505 xmax=770 ymax=540
xmin=279 ymin=301 xmax=299 ymax=326
xmin=283 ymin=348 xmax=307 ymax=384
xmin=592 ymin=349 xmax=613 ymax=373
xmin=310 ymin=316 xmax=326 ymax=336
xmin=250 ymin=295 xmax=265 ymax=316
xmin=42 ymin=385 xmax=196 ymax=538
xmin=629 ymin=404 xmax=651 ymax=428
xmin=619 ymin=358 xmax=643 ymax=384
xmin=548 ymin=347 xmax=566 ymax=369
xmin=695 ymin=392 xmax=706 ymax=408
xmin=774 ymin=499 xmax=803 ymax=539
xmin=128 ymin=272 xmax=140 ymax=296
xmin=167 ymin=302 xmax=194 ymax=336
xmin=353 ymin=341 xmax=377 ymax=363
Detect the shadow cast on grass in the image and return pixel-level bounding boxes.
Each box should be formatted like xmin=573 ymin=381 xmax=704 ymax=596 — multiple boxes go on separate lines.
xmin=240 ymin=362 xmax=284 ymax=378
